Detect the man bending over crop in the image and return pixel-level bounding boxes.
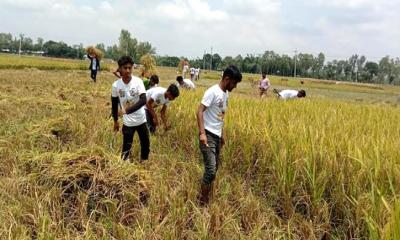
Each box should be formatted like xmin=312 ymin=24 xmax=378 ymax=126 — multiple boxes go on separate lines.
xmin=273 ymin=89 xmax=306 ymax=100
xmin=145 ymin=84 xmax=180 ymax=133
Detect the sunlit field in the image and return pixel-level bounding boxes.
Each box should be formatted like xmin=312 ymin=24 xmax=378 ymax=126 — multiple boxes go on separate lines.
xmin=1 ymin=54 xmax=400 ymax=239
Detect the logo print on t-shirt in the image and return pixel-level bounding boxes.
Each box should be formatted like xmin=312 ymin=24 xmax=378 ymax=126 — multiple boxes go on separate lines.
xmin=218 ymin=100 xmax=223 ymax=109
xmin=119 ymin=89 xmax=126 ymax=98
xmin=129 ymin=88 xmax=138 ymax=97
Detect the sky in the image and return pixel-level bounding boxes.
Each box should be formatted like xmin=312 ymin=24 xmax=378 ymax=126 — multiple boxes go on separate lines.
xmin=0 ymin=0 xmax=399 ymax=60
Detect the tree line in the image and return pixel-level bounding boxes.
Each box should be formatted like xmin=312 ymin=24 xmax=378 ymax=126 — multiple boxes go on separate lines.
xmin=0 ymin=30 xmax=155 ymax=62
xmin=175 ymin=52 xmax=400 ymax=85
xmin=1 ymin=30 xmax=399 ymax=85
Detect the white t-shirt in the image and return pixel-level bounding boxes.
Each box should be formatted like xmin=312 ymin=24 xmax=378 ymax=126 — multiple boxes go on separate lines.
xmin=179 ymin=79 xmax=195 ymax=89
xmin=201 ymin=84 xmax=228 ymax=137
xmin=92 ymin=58 xmax=97 ymax=70
xmin=111 ymin=76 xmax=147 ymax=127
xmin=145 ymin=87 xmax=170 ymax=109
xmin=279 ymin=90 xmax=298 ymax=100
xmin=190 ymin=68 xmax=196 ymax=74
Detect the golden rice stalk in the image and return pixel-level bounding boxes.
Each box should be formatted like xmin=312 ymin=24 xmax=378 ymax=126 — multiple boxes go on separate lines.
xmin=139 ymin=54 xmax=157 ymax=77
xmin=85 ymin=46 xmax=104 ymax=60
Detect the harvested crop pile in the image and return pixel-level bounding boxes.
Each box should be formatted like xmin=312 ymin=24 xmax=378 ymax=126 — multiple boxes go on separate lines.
xmin=17 ymin=151 xmax=150 ymax=236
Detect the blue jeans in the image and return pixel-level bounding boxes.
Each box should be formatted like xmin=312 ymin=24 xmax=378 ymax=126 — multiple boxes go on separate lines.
xmin=200 ymin=130 xmax=221 ymax=185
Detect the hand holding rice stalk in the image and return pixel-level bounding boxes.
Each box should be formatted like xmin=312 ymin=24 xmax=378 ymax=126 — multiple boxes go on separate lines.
xmin=86 ymin=46 xmax=104 ymax=60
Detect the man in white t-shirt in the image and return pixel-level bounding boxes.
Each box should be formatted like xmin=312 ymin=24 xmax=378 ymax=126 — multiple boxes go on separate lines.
xmin=190 ymin=67 xmax=196 ymax=81
xmin=182 ymin=62 xmax=189 ymax=78
xmin=87 ymin=54 xmax=100 ymax=83
xmin=273 ymin=89 xmax=306 ymax=100
xmin=196 ymin=65 xmax=242 ymax=206
xmin=145 ymin=84 xmax=180 ymax=133
xmin=176 ymin=76 xmax=195 ymax=90
xmin=111 ymin=56 xmax=149 ymax=161
xmin=195 ymin=68 xmax=200 ymax=81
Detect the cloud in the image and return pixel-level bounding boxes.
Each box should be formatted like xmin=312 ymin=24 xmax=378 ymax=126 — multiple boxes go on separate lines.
xmin=156 ymin=0 xmax=228 ymax=22
xmin=0 ymin=0 xmax=398 ymax=59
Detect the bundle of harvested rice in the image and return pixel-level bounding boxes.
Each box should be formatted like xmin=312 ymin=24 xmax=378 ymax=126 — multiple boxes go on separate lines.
xmin=139 ymin=54 xmax=157 ymax=78
xmin=21 ymin=150 xmax=150 ymax=229
xmin=85 ymin=46 xmax=103 ymax=60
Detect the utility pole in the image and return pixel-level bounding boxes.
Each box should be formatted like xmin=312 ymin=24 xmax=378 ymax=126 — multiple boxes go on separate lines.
xmin=294 ymin=49 xmax=297 ymax=78
xmin=18 ymin=35 xmax=22 ymax=56
xmin=210 ymin=46 xmax=213 ymax=71
xmin=203 ymin=50 xmax=206 ymax=70
xmin=355 ymin=64 xmax=358 ymax=83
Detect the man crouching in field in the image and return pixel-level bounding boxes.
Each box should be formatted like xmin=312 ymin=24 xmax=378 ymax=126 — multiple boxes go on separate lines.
xmin=111 ymin=56 xmax=150 ymax=161
xmin=196 ymin=65 xmax=242 ymax=205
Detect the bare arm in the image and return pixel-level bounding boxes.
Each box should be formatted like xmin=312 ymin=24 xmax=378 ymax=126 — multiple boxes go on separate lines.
xmin=160 ymin=104 xmax=168 ymax=127
xmin=196 ymin=104 xmax=208 ymax=146
xmin=146 ymin=98 xmax=159 ymax=126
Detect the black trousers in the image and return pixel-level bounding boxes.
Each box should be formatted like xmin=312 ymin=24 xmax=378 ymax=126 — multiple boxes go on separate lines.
xmin=121 ymin=123 xmax=150 ymax=161
xmin=145 ymin=109 xmax=156 ymax=133
xmin=90 ymin=70 xmax=97 ymax=82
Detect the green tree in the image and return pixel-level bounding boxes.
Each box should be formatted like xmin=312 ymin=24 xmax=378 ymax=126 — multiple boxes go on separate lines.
xmin=212 ymin=53 xmax=222 ymax=70
xmin=363 ymin=62 xmax=379 ymax=82
xmin=0 ymin=33 xmax=13 ymax=50
xmin=136 ymin=41 xmax=155 ymax=60
xmin=118 ymin=29 xmax=137 ymax=58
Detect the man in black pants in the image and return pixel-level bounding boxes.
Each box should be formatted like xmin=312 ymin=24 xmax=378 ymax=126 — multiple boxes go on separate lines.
xmin=111 ymin=56 xmax=150 ymax=161
xmin=87 ymin=54 xmax=100 ymax=82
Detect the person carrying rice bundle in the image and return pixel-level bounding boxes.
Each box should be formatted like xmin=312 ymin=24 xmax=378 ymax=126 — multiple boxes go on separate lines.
xmin=86 ymin=46 xmax=102 ymax=83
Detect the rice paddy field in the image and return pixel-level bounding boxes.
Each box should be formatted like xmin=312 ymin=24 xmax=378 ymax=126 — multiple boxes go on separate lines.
xmin=1 ymin=54 xmax=400 ymax=239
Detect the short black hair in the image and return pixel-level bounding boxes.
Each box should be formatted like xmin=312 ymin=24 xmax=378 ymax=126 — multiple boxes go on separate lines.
xmin=167 ymin=84 xmax=180 ymax=98
xmin=298 ymin=90 xmax=306 ymax=98
xmin=150 ymin=75 xmax=159 ymax=84
xmin=223 ymin=65 xmax=242 ymax=82
xmin=176 ymin=76 xmax=183 ymax=82
xmin=118 ymin=56 xmax=134 ymax=67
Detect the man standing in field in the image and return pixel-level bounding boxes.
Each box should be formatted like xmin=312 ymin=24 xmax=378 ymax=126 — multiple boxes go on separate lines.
xmin=111 ymin=56 xmax=150 ymax=161
xmin=190 ymin=67 xmax=196 ymax=81
xmin=195 ymin=68 xmax=200 ymax=81
xmin=145 ymin=84 xmax=180 ymax=133
xmin=182 ymin=61 xmax=189 ymax=78
xmin=273 ymin=89 xmax=306 ymax=100
xmin=196 ymin=65 xmax=242 ymax=206
xmin=259 ymin=72 xmax=271 ymax=98
xmin=87 ymin=54 xmax=100 ymax=82
xmin=176 ymin=76 xmax=195 ymax=90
